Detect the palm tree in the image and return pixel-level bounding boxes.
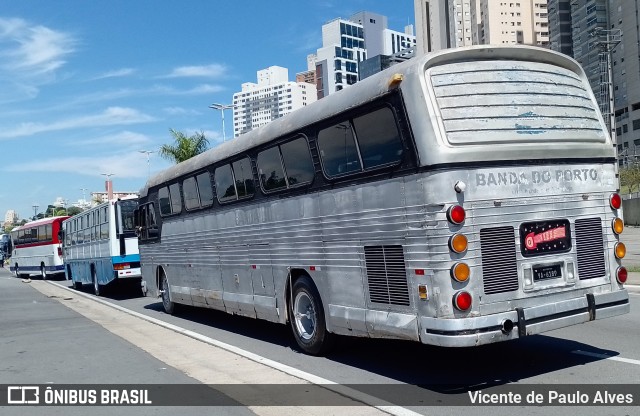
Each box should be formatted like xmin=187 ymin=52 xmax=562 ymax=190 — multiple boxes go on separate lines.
xmin=159 ymin=129 xmax=209 ymax=164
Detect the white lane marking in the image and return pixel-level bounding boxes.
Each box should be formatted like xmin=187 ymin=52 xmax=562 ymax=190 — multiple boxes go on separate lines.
xmin=47 ymin=281 xmax=421 ymax=416
xmin=572 ymin=350 xmax=640 ymax=366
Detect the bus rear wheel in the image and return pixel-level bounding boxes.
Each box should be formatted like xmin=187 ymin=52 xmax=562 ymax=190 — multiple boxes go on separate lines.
xmin=160 ymin=274 xmax=177 ymax=314
xmin=15 ymin=265 xmax=27 ymax=279
xmin=289 ymin=276 xmax=334 ymax=355
xmin=92 ymin=269 xmax=101 ymax=296
xmin=40 ymin=264 xmax=47 ymax=280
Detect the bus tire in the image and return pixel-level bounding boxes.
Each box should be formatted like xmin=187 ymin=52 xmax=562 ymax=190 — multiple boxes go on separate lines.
xmin=73 ymin=280 xmax=83 ymax=290
xmin=40 ymin=264 xmax=47 ymax=280
xmin=15 ymin=264 xmax=27 ymax=279
xmin=92 ymin=269 xmax=101 ymax=296
xmin=289 ymin=275 xmax=334 ymax=356
xmin=160 ymin=273 xmax=177 ymax=315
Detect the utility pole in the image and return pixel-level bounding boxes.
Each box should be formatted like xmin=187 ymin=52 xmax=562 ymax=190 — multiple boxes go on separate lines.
xmin=32 ymin=204 xmax=39 ymax=221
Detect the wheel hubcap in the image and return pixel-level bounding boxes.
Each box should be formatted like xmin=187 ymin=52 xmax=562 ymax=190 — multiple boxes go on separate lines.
xmin=294 ymin=292 xmax=316 ymax=340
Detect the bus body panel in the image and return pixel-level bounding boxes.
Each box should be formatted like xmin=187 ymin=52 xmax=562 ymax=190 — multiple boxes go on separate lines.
xmin=137 ymin=45 xmax=628 ymax=349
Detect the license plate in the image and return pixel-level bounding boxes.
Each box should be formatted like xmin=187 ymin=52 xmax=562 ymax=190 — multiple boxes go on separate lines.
xmin=520 ymin=219 xmax=571 ymax=257
xmin=533 ymin=264 xmax=562 ymax=281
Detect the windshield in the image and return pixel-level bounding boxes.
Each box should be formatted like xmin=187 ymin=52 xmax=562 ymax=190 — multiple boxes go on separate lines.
xmin=117 ymin=199 xmax=138 ymax=232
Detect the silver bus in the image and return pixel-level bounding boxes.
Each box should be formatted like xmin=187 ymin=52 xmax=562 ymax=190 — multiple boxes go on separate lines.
xmin=62 ymin=197 xmax=141 ymax=296
xmin=136 ymin=45 xmax=629 ymax=355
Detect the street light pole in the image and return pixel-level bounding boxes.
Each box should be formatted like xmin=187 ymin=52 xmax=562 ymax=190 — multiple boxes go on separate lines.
xmin=101 ymin=173 xmax=115 ymax=201
xmin=138 ymin=150 xmax=155 ymax=179
xmin=32 ymin=204 xmax=39 ymax=221
xmin=209 ymin=103 xmax=235 ymax=142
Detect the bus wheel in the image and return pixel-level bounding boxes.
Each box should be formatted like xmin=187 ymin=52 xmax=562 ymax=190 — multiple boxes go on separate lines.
xmin=73 ymin=280 xmax=82 ymax=290
xmin=289 ymin=276 xmax=334 ymax=355
xmin=92 ymin=269 xmax=101 ymax=296
xmin=15 ymin=265 xmax=27 ymax=279
xmin=40 ymin=264 xmax=47 ymax=280
xmin=160 ymin=274 xmax=177 ymax=314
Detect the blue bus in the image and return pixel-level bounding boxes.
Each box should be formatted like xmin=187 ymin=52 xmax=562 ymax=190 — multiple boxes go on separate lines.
xmin=62 ymin=197 xmax=141 ymax=295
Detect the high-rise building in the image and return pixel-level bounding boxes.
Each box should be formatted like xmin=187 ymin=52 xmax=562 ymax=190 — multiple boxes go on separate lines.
xmin=475 ymin=0 xmax=549 ymax=46
xmin=4 ymin=210 xmax=18 ymax=226
xmin=415 ymin=0 xmax=452 ymax=53
xmin=547 ymin=0 xmax=573 ymax=56
xmin=232 ymin=66 xmax=317 ymax=137
xmin=315 ymin=12 xmax=416 ymax=97
xmin=609 ymin=0 xmax=640 ymax=157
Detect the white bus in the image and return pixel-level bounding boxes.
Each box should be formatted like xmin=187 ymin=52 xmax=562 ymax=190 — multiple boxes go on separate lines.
xmin=10 ymin=216 xmax=69 ymax=279
xmin=62 ymin=197 xmax=141 ymax=296
xmin=136 ymin=45 xmax=629 ymax=355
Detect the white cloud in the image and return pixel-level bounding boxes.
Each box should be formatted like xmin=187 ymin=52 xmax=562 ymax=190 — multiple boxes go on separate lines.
xmin=163 ymin=107 xmax=201 ymax=116
xmin=164 ymin=64 xmax=227 ymax=78
xmin=5 ymin=152 xmax=152 ymax=178
xmin=0 ymin=107 xmax=156 ymax=139
xmin=0 ymin=17 xmax=76 ymax=77
xmin=90 ymin=68 xmax=136 ymax=80
xmin=69 ymin=131 xmax=153 ymax=148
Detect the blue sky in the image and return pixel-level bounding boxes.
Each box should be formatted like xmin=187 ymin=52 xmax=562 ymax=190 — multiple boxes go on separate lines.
xmin=0 ymin=1 xmax=415 ymax=220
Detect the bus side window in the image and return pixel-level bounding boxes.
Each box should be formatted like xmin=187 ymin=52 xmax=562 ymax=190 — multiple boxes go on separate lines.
xmin=146 ymin=203 xmax=159 ymax=240
xmin=352 ymin=107 xmax=403 ymax=169
xmin=158 ymin=187 xmax=172 ymax=216
xmin=215 ymin=164 xmax=237 ymax=203
xmin=317 ymin=121 xmax=361 ymax=177
xmin=257 ymin=147 xmax=287 ymax=192
xmin=280 ymin=136 xmax=314 ymax=187
xmin=196 ymin=172 xmax=214 ymax=207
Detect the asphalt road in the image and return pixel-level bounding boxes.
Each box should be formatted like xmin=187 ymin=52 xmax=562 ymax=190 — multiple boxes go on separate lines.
xmin=1 ymin=255 xmax=639 ymax=416
xmin=4 ymin=270 xmax=634 ymax=416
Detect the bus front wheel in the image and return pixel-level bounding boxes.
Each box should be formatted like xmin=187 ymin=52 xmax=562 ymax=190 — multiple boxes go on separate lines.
xmin=40 ymin=264 xmax=47 ymax=280
xmin=289 ymin=276 xmax=334 ymax=356
xmin=160 ymin=274 xmax=178 ymax=314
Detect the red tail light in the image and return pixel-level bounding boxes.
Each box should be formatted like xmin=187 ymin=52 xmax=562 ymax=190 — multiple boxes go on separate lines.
xmin=447 ymin=205 xmax=466 ymax=224
xmin=453 ymin=291 xmax=472 ymax=311
xmin=610 ymin=193 xmax=622 ymax=210
xmin=616 ymin=267 xmax=628 ymax=284
xmin=57 ymin=247 xmax=62 ymax=257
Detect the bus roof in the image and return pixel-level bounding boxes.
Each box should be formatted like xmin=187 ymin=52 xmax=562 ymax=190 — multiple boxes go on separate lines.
xmin=17 ymin=216 xmax=70 ymax=229
xmin=139 ymin=44 xmax=609 ymax=198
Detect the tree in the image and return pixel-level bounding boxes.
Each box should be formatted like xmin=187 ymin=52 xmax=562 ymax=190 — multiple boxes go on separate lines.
xmin=66 ymin=206 xmax=83 ymax=216
xmin=620 ymin=165 xmax=640 ymax=194
xmin=159 ymin=129 xmax=209 ymax=164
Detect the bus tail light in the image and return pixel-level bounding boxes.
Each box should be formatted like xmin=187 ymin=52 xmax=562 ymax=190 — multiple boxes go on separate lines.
xmin=612 ymin=218 xmax=624 ymax=235
xmin=610 ymin=193 xmax=622 ymax=210
xmin=57 ymin=247 xmax=62 ymax=257
xmin=614 ymin=242 xmax=626 ymax=259
xmin=449 ymin=233 xmax=468 ymax=254
xmin=616 ymin=267 xmax=628 ymax=284
xmin=451 ymin=262 xmax=470 ymax=282
xmin=453 ymin=291 xmax=472 ymax=311
xmin=447 ymin=205 xmax=466 ymax=224
xmin=114 ymin=263 xmax=131 ymax=270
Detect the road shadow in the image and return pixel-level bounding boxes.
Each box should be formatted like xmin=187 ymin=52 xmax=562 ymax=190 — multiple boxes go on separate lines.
xmin=65 ymin=279 xmax=145 ymax=300
xmin=141 ymin=299 xmax=620 ymax=394
xmin=143 ymin=301 xmax=292 ymax=348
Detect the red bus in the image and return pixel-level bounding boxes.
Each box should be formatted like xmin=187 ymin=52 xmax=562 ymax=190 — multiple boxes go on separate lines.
xmin=10 ymin=216 xmax=69 ymax=279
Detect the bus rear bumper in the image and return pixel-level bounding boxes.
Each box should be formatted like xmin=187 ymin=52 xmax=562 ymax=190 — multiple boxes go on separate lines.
xmin=419 ymin=290 xmax=630 ymax=347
